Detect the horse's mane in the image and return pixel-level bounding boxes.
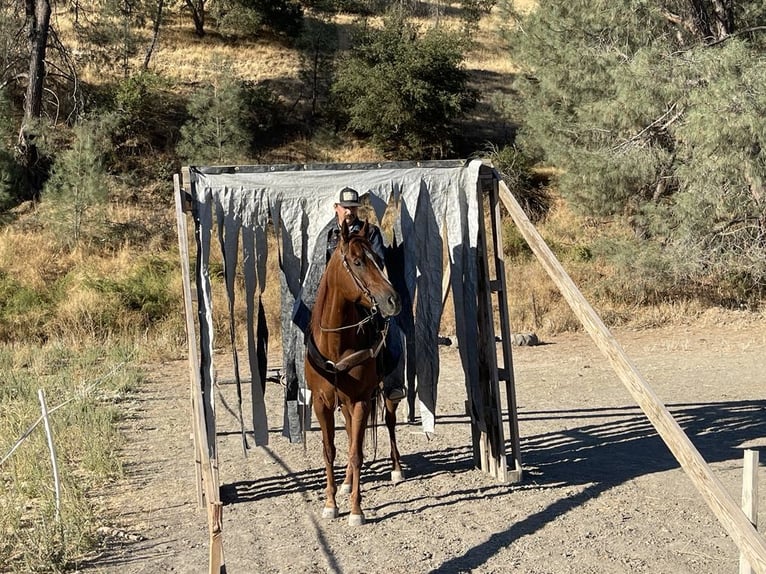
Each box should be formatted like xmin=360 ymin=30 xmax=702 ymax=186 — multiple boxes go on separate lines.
xmin=309 ymin=263 xmax=332 ymax=337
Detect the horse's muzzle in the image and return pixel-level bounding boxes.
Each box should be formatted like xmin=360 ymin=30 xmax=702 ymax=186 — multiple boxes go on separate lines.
xmin=379 ymin=292 xmax=401 ymax=317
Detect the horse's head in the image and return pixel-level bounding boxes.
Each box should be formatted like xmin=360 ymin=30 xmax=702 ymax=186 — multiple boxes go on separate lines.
xmin=331 ymin=220 xmax=401 ymax=318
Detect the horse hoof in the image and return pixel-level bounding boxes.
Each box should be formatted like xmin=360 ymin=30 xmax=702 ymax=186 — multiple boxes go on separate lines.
xmin=348 ymin=513 xmax=365 ymax=526
xmin=322 ymin=507 xmax=339 ymax=519
xmin=338 ymin=483 xmax=351 ymax=495
xmin=391 ymin=470 xmax=405 ymax=483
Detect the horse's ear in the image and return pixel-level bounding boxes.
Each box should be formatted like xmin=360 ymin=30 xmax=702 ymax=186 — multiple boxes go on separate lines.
xmin=340 ymin=219 xmax=351 ymax=243
xmin=360 ymin=219 xmax=369 ymax=238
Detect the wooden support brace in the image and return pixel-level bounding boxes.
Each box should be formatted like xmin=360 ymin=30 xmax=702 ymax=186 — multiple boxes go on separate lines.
xmin=497 ymin=179 xmax=766 ymax=574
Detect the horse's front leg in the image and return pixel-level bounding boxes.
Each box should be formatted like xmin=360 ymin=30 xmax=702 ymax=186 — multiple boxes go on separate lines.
xmin=384 ymin=397 xmax=404 ymax=483
xmin=314 ymin=395 xmax=338 ymax=519
xmin=339 ymin=403 xmax=353 ymax=496
xmin=346 ymin=399 xmax=370 ymax=525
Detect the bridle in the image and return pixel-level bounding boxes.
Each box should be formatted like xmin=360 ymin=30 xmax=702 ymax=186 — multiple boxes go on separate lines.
xmin=319 ymin=241 xmax=388 ymax=334
xmin=307 ymin=238 xmax=391 ymax=377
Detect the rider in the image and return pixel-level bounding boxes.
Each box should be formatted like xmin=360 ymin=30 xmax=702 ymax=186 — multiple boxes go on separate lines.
xmin=327 ymin=187 xmax=406 ymax=403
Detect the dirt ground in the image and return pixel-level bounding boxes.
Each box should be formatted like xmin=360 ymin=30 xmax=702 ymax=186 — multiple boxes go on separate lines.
xmin=81 ymin=309 xmax=766 ymax=574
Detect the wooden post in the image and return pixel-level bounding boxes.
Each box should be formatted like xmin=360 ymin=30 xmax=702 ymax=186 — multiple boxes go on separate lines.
xmin=484 ymin=171 xmax=522 ymax=483
xmin=497 ymin=179 xmax=766 ymax=574
xmin=741 ymin=449 xmax=760 ymax=574
xmin=474 ymin=180 xmax=508 ymax=482
xmin=175 ymin=173 xmax=204 ymax=508
xmin=174 ymin=173 xmax=226 ymax=574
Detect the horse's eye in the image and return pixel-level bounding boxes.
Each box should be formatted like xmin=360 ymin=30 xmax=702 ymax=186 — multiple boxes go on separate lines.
xmin=353 ymin=258 xmax=362 ymax=267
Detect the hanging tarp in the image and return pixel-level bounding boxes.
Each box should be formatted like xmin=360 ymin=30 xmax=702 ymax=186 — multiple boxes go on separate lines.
xmin=186 ymin=159 xmax=484 ymax=442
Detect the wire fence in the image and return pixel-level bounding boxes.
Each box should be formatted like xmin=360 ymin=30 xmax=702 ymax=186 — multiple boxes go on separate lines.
xmin=0 ymin=361 xmax=128 ymax=468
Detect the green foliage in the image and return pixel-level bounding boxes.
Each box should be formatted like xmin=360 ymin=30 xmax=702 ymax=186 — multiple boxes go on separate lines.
xmin=501 ymin=220 xmax=532 ymax=261
xmin=459 ymin=0 xmax=497 ymax=31
xmin=0 ymin=149 xmax=25 ymax=212
xmin=73 ymin=0 xmax=152 ymax=77
xmin=110 ymin=72 xmax=178 ymax=159
xmin=177 ymin=70 xmax=279 ymax=164
xmin=332 ymin=11 xmax=477 ymax=159
xmin=303 ymin=0 xmax=367 ymax=13
xmin=87 ymin=256 xmax=176 ymax=325
xmin=40 ymin=117 xmax=112 ymax=249
xmin=0 ymin=271 xmax=51 ymax=342
xmin=114 ymin=72 xmax=164 ymax=120
xmin=213 ymin=0 xmax=303 ymax=36
xmin=0 ymin=89 xmax=24 ymax=210
xmin=248 ymin=0 xmax=303 ymax=35
xmin=209 ymin=0 xmax=264 ymax=35
xmin=486 ymin=144 xmax=551 ymax=223
xmin=504 ymin=0 xmax=766 ymax=303
xmin=298 ymin=15 xmax=339 ymax=119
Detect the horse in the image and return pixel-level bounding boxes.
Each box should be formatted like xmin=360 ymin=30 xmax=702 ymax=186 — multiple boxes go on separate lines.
xmin=305 ymin=219 xmax=403 ymax=525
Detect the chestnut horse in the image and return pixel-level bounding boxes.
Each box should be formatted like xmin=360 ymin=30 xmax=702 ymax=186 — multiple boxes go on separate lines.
xmin=305 ymin=220 xmax=403 ymax=525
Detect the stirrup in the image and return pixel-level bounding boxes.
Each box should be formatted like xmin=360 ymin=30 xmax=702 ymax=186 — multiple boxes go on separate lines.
xmin=384 ymin=387 xmax=406 ymax=402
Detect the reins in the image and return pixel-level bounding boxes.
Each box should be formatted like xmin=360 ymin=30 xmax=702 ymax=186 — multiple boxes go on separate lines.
xmin=318 ymin=308 xmax=377 ymax=333
xmin=307 ymin=319 xmax=389 ymax=376
xmin=309 ymin=242 xmax=391 ymax=376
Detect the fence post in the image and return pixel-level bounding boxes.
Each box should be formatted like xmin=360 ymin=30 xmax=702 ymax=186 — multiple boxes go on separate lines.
xmin=38 ymin=389 xmax=61 ymax=524
xmin=741 ymin=449 xmax=760 ymax=574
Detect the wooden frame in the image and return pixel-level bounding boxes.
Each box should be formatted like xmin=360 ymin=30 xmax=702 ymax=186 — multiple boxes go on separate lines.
xmin=173 ymin=160 xmax=525 ymax=573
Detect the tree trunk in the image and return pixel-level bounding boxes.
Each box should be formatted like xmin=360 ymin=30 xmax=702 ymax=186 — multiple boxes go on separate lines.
xmin=19 ymin=0 xmax=52 ymax=200
xmin=688 ymin=0 xmax=733 ymax=42
xmin=143 ymin=0 xmax=165 ymax=70
xmin=184 ymin=0 xmax=205 ymax=37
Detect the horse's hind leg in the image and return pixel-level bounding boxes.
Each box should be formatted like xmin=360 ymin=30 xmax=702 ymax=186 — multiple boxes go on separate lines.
xmin=384 ymin=397 xmax=404 ymax=483
xmin=314 ymin=398 xmax=339 ymax=519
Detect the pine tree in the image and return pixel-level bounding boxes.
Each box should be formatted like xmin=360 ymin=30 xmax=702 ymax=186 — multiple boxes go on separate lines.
xmin=504 ymin=0 xmax=766 ymax=301
xmin=176 ymin=74 xmax=255 ymax=165
xmin=41 ymin=118 xmax=111 ymax=249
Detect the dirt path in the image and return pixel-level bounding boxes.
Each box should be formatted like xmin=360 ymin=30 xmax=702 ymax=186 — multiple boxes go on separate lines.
xmin=82 ymin=312 xmax=766 ymax=574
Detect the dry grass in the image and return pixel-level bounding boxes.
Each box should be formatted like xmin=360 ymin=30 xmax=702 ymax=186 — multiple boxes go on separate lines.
xmin=151 ymin=28 xmax=303 ymax=86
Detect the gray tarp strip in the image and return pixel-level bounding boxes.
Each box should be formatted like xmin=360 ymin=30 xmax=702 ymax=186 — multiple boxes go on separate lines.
xmin=189 ymin=160 xmax=483 ymax=440
xmin=240 ymin=187 xmax=269 ymax=446
xmin=446 ymin=166 xmax=482 ymax=433
xmin=193 ymin=188 xmax=218 ymax=454
xmin=214 ymin=189 xmax=248 ymax=452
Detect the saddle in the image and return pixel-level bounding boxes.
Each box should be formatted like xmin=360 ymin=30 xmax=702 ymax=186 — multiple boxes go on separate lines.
xmin=306 ymin=323 xmax=388 ymax=378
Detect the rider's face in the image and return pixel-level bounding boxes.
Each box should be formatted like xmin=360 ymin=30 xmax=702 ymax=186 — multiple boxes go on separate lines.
xmin=335 ymin=204 xmax=358 ymax=225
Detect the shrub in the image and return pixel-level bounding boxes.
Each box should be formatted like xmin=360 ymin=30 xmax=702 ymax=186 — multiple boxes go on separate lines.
xmin=332 ymin=11 xmax=477 ymax=159
xmin=177 ymin=71 xmax=279 ymax=165
xmin=87 ymin=256 xmax=177 ymax=326
xmin=0 ymin=271 xmax=51 ymax=342
xmin=39 ymin=117 xmax=112 ymax=250
xmin=486 ymin=144 xmax=551 ymax=224
xmin=0 ymin=88 xmax=27 ymax=210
